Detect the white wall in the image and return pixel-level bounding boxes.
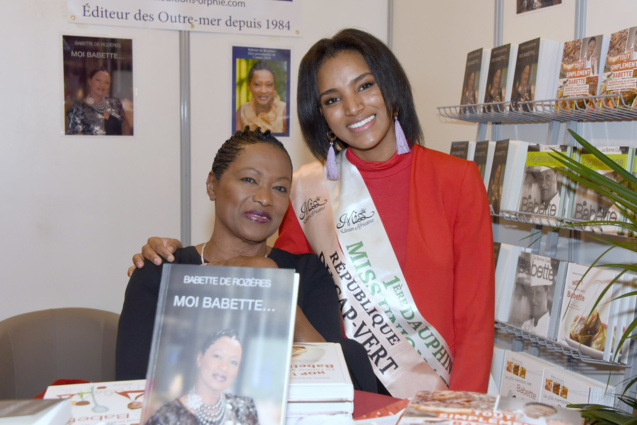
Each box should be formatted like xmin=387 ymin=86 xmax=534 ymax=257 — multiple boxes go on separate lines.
xmin=0 ymin=1 xmax=388 ymax=322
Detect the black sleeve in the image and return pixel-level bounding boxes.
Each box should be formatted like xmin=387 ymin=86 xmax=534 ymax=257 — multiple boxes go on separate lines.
xmin=115 ymin=260 xmax=163 ymax=380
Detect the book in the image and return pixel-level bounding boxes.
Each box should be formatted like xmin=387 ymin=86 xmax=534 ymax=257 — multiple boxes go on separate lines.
xmin=473 ymin=140 xmax=496 ymax=187
xmin=599 ymin=26 xmax=637 ymax=107
xmin=141 ymin=264 xmax=299 ymax=425
xmin=286 ymin=400 xmax=353 ymax=416
xmin=506 ymin=252 xmax=564 ymax=339
xmin=500 ymin=351 xmax=557 ymax=402
xmin=0 ymin=399 xmax=71 ymax=425
xmin=490 ymin=346 xmax=507 ymax=394
xmin=494 ymin=243 xmax=525 ymax=322
xmin=557 ymin=262 xmax=620 ymax=362
xmin=567 ymin=146 xmax=633 ymax=234
xmin=397 ymin=390 xmax=499 ymax=425
xmin=540 ymin=367 xmax=615 ymax=408
xmin=487 ymin=139 xmax=529 ymax=214
xmin=517 ymin=144 xmax=574 ymax=225
xmin=496 ymin=396 xmax=583 ymax=425
xmin=460 ymin=48 xmax=490 ymax=110
xmin=511 ymin=38 xmax=560 ymax=110
xmin=450 ymin=141 xmax=470 ymax=159
xmin=483 ymin=43 xmax=518 ymax=107
xmin=43 ymin=379 xmax=146 ymax=425
xmin=556 ymin=34 xmax=610 ymax=108
xmin=287 ymin=343 xmax=354 ymax=405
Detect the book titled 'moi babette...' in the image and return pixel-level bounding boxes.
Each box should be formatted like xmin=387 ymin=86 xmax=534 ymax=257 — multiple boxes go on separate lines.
xmin=141 ymin=263 xmax=299 ymax=425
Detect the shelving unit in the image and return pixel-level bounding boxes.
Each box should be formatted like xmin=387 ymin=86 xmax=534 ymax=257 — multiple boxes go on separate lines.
xmin=439 ymin=94 xmax=636 ymax=406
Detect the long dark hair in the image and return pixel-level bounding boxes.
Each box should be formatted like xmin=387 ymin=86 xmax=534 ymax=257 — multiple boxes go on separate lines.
xmin=297 ymin=28 xmax=423 ymax=162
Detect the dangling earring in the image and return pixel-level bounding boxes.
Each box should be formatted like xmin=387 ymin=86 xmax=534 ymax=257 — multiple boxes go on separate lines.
xmin=326 ymin=131 xmax=339 ymax=180
xmin=394 ymin=111 xmax=410 ymax=154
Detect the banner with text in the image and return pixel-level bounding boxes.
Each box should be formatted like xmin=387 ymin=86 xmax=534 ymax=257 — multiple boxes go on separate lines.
xmin=67 ymin=0 xmax=302 ymax=37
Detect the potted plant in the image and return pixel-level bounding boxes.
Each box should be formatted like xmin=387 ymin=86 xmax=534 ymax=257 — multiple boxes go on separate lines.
xmin=551 ymin=129 xmax=637 ymax=424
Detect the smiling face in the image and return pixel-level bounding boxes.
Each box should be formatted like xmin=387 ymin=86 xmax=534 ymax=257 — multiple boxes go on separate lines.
xmin=87 ymin=71 xmax=111 ymax=101
xmin=317 ymin=50 xmax=395 ymax=162
xmin=196 ymin=336 xmax=242 ymax=397
xmin=208 ymin=142 xmax=292 ymax=247
xmin=249 ymin=69 xmax=276 ymax=109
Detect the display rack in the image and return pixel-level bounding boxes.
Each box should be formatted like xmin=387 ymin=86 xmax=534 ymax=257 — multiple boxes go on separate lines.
xmin=496 ymin=209 xmax=633 ymax=236
xmin=438 ymin=93 xmax=637 ymax=124
xmin=495 ymin=321 xmax=629 ymax=367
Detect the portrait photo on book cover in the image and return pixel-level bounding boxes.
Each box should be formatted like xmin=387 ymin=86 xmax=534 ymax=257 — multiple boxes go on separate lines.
xmin=141 ymin=264 xmax=298 ymax=425
xmin=232 ymin=46 xmax=291 ymax=137
xmin=519 ymin=167 xmax=561 ymax=216
xmin=63 ymin=35 xmax=133 ymax=136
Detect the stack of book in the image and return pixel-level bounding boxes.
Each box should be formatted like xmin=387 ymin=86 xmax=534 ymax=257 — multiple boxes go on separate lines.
xmin=286 ymin=342 xmax=354 ymax=423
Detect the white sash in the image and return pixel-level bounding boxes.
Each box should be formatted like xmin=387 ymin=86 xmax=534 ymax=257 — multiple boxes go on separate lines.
xmin=290 ymin=150 xmax=452 ymax=398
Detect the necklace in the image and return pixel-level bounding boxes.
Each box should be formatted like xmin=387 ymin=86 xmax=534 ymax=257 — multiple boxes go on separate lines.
xmin=187 ymin=389 xmax=227 ymax=425
xmin=87 ymin=96 xmax=108 ymax=114
xmin=200 ymin=242 xmax=268 ymax=265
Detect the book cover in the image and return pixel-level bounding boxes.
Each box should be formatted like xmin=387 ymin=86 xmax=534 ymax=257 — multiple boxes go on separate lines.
xmin=0 ymin=399 xmax=71 ymax=425
xmin=496 ymin=396 xmax=583 ymax=425
xmin=556 ymin=34 xmax=610 ymax=106
xmin=487 ymin=140 xmax=509 ymax=214
xmin=483 ymin=44 xmax=518 ymax=107
xmin=472 ymin=140 xmax=494 ymax=186
xmin=488 ymin=140 xmax=529 ymax=214
xmin=506 ymin=252 xmax=562 ymax=339
xmin=450 ymin=141 xmax=470 ymax=159
xmin=287 ymin=343 xmax=354 ymax=404
xmin=557 ymin=262 xmax=619 ymax=361
xmin=541 ymin=367 xmax=615 ymax=409
xmin=397 ymin=390 xmax=499 ymax=425
xmin=141 ymin=263 xmax=299 ymax=425
xmin=500 ymin=350 xmax=553 ymax=402
xmin=599 ymin=26 xmax=637 ymax=107
xmin=510 ymin=38 xmax=559 ymax=108
xmin=460 ymin=48 xmax=489 ymax=109
xmin=517 ymin=144 xmax=573 ymax=225
xmin=567 ymin=146 xmax=632 ymax=234
xmin=43 ymin=380 xmax=146 ymax=425
xmin=494 ymin=244 xmax=525 ymax=322
xmin=286 ymin=400 xmax=353 ymax=416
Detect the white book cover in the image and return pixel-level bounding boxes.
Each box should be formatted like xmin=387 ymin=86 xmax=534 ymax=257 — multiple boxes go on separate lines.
xmin=556 ymin=35 xmax=610 ymax=103
xmin=286 ymin=400 xmax=353 ymax=416
xmin=43 ymin=380 xmax=145 ymax=425
xmin=141 ymin=264 xmax=299 ymax=425
xmin=567 ymin=146 xmax=632 ymax=234
xmin=0 ymin=399 xmax=71 ymax=425
xmin=599 ymin=26 xmax=637 ymax=106
xmin=557 ymin=262 xmax=619 ymax=361
xmin=507 ymin=252 xmax=562 ymax=339
xmin=540 ymin=368 xmax=615 ymax=409
xmin=500 ymin=351 xmax=554 ymax=402
xmin=494 ymin=244 xmax=525 ymax=322
xmin=287 ymin=343 xmax=354 ymax=403
xmin=517 ymin=144 xmax=574 ymax=225
xmin=490 ymin=346 xmax=507 ymax=394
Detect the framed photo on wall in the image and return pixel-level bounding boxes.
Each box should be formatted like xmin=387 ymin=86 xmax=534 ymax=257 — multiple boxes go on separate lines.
xmin=232 ymin=46 xmax=291 ymax=137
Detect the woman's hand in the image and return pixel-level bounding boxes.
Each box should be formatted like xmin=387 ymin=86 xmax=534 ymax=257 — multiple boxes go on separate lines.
xmin=127 ymin=237 xmax=183 ymax=276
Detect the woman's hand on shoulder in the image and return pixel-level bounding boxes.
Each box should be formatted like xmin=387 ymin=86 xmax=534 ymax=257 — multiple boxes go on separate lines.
xmin=127 ymin=237 xmax=183 ymax=277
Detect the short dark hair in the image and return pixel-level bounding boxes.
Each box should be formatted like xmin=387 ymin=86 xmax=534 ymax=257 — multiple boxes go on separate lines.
xmin=88 ymin=67 xmax=110 ymax=79
xmin=211 ymin=127 xmax=291 ymax=180
xmin=297 ymin=28 xmax=423 ymax=162
xmin=200 ymin=328 xmax=240 ymax=354
xmin=248 ymin=61 xmax=275 ymax=84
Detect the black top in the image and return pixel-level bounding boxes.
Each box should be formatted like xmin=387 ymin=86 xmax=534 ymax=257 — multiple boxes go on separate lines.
xmin=116 ymin=247 xmax=377 ymax=392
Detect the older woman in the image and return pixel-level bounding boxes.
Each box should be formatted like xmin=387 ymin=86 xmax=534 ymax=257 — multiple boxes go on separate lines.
xmin=235 ymin=61 xmax=287 ymax=134
xmin=145 ymin=329 xmax=259 ymax=425
xmin=66 ymin=67 xmax=131 ymax=135
xmin=116 ymin=128 xmax=376 ymax=393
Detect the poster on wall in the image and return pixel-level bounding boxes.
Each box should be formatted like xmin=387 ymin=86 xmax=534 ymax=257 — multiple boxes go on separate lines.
xmin=67 ymin=0 xmax=302 ymax=37
xmin=233 ymin=46 xmax=291 ymax=137
xmin=517 ymin=0 xmax=562 ymax=14
xmin=63 ymin=35 xmax=134 ymax=136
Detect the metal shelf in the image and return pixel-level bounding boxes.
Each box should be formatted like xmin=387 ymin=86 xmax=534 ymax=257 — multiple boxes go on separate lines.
xmin=496 ymin=209 xmax=634 ymax=237
xmin=495 ymin=321 xmax=630 ymax=368
xmin=438 ymin=94 xmax=637 ymax=124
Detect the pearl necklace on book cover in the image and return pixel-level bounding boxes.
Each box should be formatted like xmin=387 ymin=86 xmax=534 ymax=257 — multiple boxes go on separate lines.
xmin=187 ymin=389 xmax=228 ymax=425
